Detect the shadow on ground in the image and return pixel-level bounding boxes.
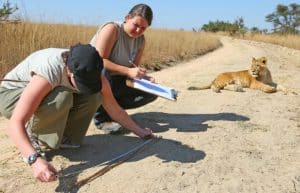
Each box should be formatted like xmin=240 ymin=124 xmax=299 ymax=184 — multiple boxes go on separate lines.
xmin=50 ymin=135 xmax=205 ymax=192
xmin=131 ymin=112 xmax=250 ymax=132
xmin=50 ymin=111 xmax=248 ymax=192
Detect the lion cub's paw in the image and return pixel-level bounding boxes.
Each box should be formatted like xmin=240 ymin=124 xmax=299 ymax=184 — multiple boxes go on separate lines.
xmin=233 ymin=84 xmax=244 ymax=92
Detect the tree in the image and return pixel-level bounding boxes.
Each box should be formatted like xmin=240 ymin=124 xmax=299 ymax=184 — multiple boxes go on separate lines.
xmin=265 ymin=3 xmax=300 ymax=34
xmin=201 ymin=17 xmax=246 ymax=37
xmin=0 ymin=0 xmax=18 ymax=21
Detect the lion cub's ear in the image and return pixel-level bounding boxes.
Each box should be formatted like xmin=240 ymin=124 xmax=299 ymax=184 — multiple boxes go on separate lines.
xmin=252 ymin=57 xmax=256 ymax=62
xmin=260 ymin=57 xmax=267 ymax=65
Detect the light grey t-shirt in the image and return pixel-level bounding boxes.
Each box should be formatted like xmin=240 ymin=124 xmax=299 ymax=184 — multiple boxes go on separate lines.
xmin=1 ymin=48 xmax=76 ymax=92
xmin=90 ymin=21 xmax=145 ymax=67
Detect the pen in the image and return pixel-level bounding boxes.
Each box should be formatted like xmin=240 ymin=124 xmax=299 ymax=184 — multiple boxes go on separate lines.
xmin=129 ymin=59 xmax=149 ymax=80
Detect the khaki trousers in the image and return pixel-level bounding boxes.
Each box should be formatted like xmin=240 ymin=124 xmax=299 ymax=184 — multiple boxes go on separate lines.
xmin=0 ymin=86 xmax=101 ymax=149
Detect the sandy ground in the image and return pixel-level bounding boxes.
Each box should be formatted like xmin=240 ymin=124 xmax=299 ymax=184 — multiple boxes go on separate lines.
xmin=0 ymin=37 xmax=299 ymax=193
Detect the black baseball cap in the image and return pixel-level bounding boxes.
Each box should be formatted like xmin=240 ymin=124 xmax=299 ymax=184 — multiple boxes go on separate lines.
xmin=68 ymin=44 xmax=103 ymax=94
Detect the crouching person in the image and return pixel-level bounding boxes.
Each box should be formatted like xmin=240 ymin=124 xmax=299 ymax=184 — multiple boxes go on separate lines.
xmin=0 ymin=44 xmax=154 ymax=182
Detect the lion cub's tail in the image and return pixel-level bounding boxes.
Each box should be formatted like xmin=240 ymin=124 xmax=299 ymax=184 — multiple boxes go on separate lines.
xmin=187 ymin=84 xmax=211 ymax=90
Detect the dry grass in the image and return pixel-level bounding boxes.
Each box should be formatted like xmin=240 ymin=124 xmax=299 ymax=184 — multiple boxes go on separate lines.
xmin=143 ymin=30 xmax=222 ymax=70
xmin=0 ymin=22 xmax=96 ymax=76
xmin=0 ymin=22 xmax=222 ymax=77
xmin=1 ymin=22 xmax=299 ymax=78
xmin=238 ymin=33 xmax=300 ymax=50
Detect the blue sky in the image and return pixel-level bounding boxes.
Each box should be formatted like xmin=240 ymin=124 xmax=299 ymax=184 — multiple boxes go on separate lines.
xmin=7 ymin=0 xmax=299 ymax=31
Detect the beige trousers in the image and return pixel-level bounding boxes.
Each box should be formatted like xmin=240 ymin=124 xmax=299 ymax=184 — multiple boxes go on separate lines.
xmin=0 ymin=86 xmax=101 ymax=149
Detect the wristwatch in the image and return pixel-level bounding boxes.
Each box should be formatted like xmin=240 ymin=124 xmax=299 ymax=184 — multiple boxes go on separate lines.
xmin=23 ymin=152 xmax=43 ymax=165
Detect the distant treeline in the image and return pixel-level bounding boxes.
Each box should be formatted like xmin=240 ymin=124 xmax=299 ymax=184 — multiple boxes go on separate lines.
xmin=199 ymin=3 xmax=299 ymax=35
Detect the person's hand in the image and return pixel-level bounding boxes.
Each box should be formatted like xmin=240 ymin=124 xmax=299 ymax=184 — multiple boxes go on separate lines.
xmin=128 ymin=67 xmax=146 ymax=79
xmin=136 ymin=127 xmax=155 ymax=139
xmin=32 ymin=158 xmax=58 ymax=182
xmin=143 ymin=75 xmax=155 ymax=83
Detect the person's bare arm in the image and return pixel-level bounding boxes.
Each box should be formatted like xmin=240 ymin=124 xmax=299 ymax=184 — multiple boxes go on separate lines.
xmin=100 ymin=75 xmax=153 ymax=138
xmin=132 ymin=37 xmax=155 ymax=82
xmin=7 ymin=75 xmax=58 ymax=182
xmin=95 ymin=23 xmax=146 ymax=79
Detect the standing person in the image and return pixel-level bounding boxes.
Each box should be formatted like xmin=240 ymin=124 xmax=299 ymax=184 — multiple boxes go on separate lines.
xmin=0 ymin=44 xmax=154 ymax=182
xmin=90 ymin=3 xmax=157 ymax=132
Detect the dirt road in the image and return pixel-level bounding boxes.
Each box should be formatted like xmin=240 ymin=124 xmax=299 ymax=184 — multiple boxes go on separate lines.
xmin=0 ymin=37 xmax=299 ymax=193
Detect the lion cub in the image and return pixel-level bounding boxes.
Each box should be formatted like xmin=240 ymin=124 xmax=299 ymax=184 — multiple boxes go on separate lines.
xmin=188 ymin=57 xmax=287 ymax=94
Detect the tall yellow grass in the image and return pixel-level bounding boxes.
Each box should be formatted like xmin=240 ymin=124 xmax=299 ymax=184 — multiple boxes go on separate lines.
xmin=143 ymin=29 xmax=221 ymax=70
xmin=0 ymin=22 xmax=222 ymax=77
xmin=0 ymin=22 xmax=96 ymax=76
xmin=240 ymin=33 xmax=300 ymax=50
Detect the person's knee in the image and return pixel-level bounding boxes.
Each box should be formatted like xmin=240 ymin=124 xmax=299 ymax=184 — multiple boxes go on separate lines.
xmin=142 ymin=93 xmax=157 ymax=103
xmin=148 ymin=94 xmax=158 ymax=101
xmin=55 ymin=90 xmax=74 ymax=111
xmin=38 ymin=87 xmax=73 ymax=114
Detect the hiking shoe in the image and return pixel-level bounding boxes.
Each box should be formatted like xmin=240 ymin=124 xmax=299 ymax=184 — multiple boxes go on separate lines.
xmin=97 ymin=122 xmax=123 ymax=134
xmin=60 ymin=137 xmax=81 ymax=149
